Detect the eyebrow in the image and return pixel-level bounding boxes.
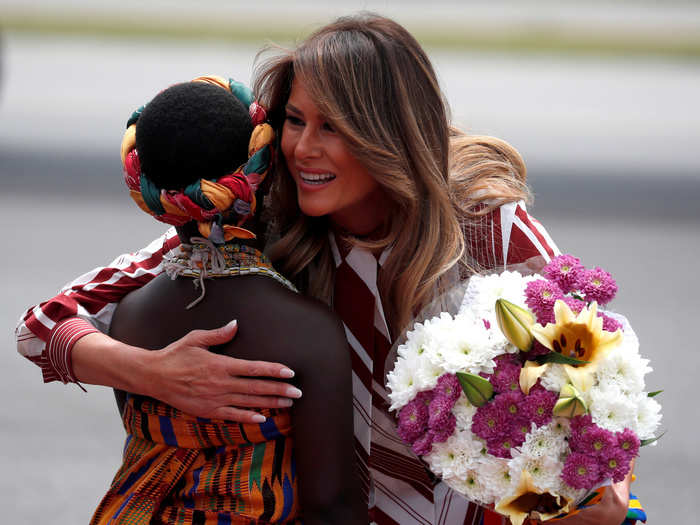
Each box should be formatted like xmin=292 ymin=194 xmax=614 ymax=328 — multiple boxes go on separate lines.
xmin=285 ymin=103 xmax=302 ymax=115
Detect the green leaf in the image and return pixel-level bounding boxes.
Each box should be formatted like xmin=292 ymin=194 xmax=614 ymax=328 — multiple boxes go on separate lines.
xmin=647 ymin=390 xmax=663 ymax=398
xmin=535 ymin=352 xmax=590 ymax=366
xmin=641 ymin=430 xmax=666 ymax=447
xmin=456 ymin=372 xmax=494 ymax=407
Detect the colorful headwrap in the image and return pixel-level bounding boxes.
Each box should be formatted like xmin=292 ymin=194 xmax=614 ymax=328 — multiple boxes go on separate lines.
xmin=120 ymin=75 xmax=274 ymax=242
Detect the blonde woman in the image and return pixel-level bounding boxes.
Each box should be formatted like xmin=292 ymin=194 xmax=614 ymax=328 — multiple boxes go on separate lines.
xmin=16 ymin=14 xmax=636 ymax=525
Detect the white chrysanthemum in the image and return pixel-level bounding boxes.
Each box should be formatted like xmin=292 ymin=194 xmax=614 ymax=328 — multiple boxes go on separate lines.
xmin=539 ymin=363 xmax=570 ymax=393
xmin=558 ymin=482 xmax=588 ymax=506
xmin=413 ymin=354 xmax=444 ymax=392
xmin=452 ymin=393 xmax=478 ymax=430
xmin=509 ymin=452 xmax=563 ymax=493
xmin=460 ymin=271 xmax=535 ymax=321
xmin=445 ymin=468 xmax=493 ymax=504
xmin=478 ymin=457 xmax=514 ymax=503
xmin=633 ymin=394 xmax=662 ymax=440
xmin=522 ymin=423 xmax=568 ymax=459
xmin=386 ymin=358 xmax=419 ymax=410
xmin=549 ymin=417 xmax=571 ymax=439
xmin=426 ymin=430 xmax=483 ymax=480
xmin=589 ymin=385 xmax=637 ymax=432
xmin=426 ymin=315 xmax=499 ymax=374
xmin=596 ymin=336 xmax=651 ymax=396
xmin=397 ymin=321 xmax=428 ymax=361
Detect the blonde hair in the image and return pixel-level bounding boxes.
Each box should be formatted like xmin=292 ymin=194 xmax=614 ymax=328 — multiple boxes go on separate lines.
xmin=255 ymin=14 xmax=530 ymax=336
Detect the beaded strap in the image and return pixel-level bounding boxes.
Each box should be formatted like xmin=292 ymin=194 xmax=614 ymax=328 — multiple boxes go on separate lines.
xmin=120 ymin=75 xmax=274 ymax=242
xmin=164 ymin=240 xmax=297 ymax=309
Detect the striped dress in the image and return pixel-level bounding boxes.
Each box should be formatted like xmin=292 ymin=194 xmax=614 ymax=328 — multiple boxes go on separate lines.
xmin=16 ymin=202 xmax=644 ymax=523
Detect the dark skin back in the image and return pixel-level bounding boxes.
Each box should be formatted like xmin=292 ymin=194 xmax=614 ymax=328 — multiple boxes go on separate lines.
xmin=110 ymin=263 xmax=365 ymax=524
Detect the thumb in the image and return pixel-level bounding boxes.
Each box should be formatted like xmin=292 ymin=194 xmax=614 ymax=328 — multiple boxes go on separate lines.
xmin=188 ymin=319 xmax=238 ymax=348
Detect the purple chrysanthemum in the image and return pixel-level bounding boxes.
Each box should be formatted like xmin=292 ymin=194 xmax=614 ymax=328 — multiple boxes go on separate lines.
xmin=599 ymin=313 xmax=623 ymax=333
xmin=434 ymin=373 xmax=462 ymax=404
xmin=412 ymin=430 xmax=435 ymax=456
xmin=523 ymin=389 xmax=557 ymax=427
xmin=580 ymin=267 xmax=618 ymax=306
xmin=432 ymin=413 xmax=457 ymax=443
xmin=543 ymin=254 xmax=585 ymax=293
xmin=414 ymin=390 xmax=434 ymax=408
xmin=509 ymin=416 xmax=530 ymax=447
xmin=397 ymin=398 xmax=429 ymax=444
xmin=489 ymin=355 xmax=523 ymax=394
xmin=561 ymin=452 xmax=601 ymax=489
xmin=528 ymin=340 xmax=552 ymax=358
xmin=487 ymin=435 xmax=517 ymax=459
xmin=600 ymin=448 xmax=631 ymax=483
xmin=525 ymin=279 xmax=564 ymax=324
xmin=616 ymin=428 xmax=641 ymax=460
xmin=563 ymin=296 xmax=586 ymax=315
xmin=568 ymin=414 xmax=594 ymax=451
xmin=493 ymin=391 xmax=526 ymax=420
xmin=579 ymin=425 xmax=616 ymax=458
xmin=428 ymin=396 xmax=455 ymax=432
xmin=472 ymin=402 xmax=509 ymax=440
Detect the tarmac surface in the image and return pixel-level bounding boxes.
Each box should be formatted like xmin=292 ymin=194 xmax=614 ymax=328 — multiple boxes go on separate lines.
xmin=1 ymin=30 xmax=699 ymax=523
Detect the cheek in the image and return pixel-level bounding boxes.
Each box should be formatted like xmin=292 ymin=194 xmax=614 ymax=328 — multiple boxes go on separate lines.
xmin=280 ymin=125 xmax=296 ymax=165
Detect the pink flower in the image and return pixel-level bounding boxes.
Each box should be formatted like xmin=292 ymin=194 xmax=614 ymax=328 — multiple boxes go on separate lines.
xmin=493 ymin=391 xmax=526 ymax=420
xmin=428 ymin=396 xmax=455 ymax=432
xmin=412 ymin=430 xmax=435 ymax=456
xmin=543 ymin=255 xmax=585 ymax=293
xmin=528 ymin=340 xmax=552 ymax=358
xmin=579 ymin=425 xmax=616 ymax=458
xmin=563 ymin=296 xmax=586 ymax=315
xmin=600 ymin=313 xmax=623 ymax=333
xmin=616 ymin=428 xmax=640 ymax=460
xmin=434 ymin=374 xmax=462 ymax=404
xmin=580 ymin=267 xmax=618 ymax=305
xmin=562 ymin=452 xmax=601 ymax=489
xmin=489 ymin=355 xmax=522 ymax=394
xmin=509 ymin=416 xmax=530 ymax=447
xmin=487 ymin=435 xmax=517 ymax=459
xmin=523 ymin=390 xmax=557 ymax=427
xmin=525 ymin=280 xmax=564 ymax=325
xmin=600 ymin=448 xmax=631 ymax=483
xmin=415 ymin=390 xmax=434 ymax=407
xmin=472 ymin=402 xmax=509 ymax=440
xmin=397 ymin=398 xmax=429 ymax=444
xmin=569 ymin=414 xmax=594 ymax=451
xmin=432 ymin=414 xmax=457 ymax=443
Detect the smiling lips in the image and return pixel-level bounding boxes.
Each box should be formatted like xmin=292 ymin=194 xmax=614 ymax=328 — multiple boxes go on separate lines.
xmin=299 ymin=171 xmax=337 ymax=185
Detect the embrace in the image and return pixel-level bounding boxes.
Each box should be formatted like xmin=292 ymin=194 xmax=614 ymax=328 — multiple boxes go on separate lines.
xmin=16 ymin=13 xmax=641 ymax=525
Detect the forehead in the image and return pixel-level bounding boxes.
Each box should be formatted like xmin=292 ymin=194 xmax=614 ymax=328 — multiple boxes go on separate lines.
xmin=287 ymin=78 xmax=318 ymax=112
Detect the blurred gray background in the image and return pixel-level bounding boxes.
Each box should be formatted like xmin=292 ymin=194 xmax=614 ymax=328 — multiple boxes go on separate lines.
xmin=1 ymin=1 xmax=698 ymax=523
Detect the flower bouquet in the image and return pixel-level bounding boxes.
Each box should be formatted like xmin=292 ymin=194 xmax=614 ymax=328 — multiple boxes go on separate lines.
xmin=387 ymin=255 xmax=661 ymax=525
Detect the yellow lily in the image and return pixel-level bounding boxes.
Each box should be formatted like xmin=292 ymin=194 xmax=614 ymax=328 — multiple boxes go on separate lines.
xmin=529 ymin=300 xmax=622 ymax=392
xmin=495 ymin=471 xmax=573 ymax=525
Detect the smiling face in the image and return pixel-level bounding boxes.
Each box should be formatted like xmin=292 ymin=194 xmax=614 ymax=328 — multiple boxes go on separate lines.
xmin=280 ymin=78 xmax=389 ymax=235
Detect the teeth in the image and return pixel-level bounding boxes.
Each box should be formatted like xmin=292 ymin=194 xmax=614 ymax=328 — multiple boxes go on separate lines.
xmin=300 ymin=171 xmax=336 ymax=185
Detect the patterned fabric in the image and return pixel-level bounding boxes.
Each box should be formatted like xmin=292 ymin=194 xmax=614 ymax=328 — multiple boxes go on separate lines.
xmin=625 ymin=493 xmax=647 ymax=524
xmin=91 ymin=395 xmax=300 ymax=525
xmin=121 ymin=75 xmax=274 ymax=242
xmin=15 ymin=201 xmax=647 ymax=523
xmin=329 ymin=201 xmax=559 ymax=524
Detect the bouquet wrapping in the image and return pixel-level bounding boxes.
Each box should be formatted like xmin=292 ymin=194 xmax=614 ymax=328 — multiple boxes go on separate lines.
xmin=387 ymin=255 xmax=661 ymax=524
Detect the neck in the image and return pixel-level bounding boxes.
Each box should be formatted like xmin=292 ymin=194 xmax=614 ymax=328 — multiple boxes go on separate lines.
xmin=176 ymin=222 xmax=264 ymax=251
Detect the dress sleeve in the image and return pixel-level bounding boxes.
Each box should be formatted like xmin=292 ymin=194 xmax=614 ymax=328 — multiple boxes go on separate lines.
xmin=465 ymin=200 xmax=560 ymax=275
xmin=15 ymin=228 xmax=180 ymax=384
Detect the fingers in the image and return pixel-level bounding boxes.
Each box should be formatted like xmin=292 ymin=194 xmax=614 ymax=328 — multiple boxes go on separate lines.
xmin=229 ymin=376 xmax=302 ymax=399
xmin=222 ymin=393 xmax=295 ymax=409
xmin=227 ymin=358 xmax=296 ymax=380
xmin=184 ymin=319 xmax=239 ymax=348
xmin=208 ymin=406 xmax=267 ymax=424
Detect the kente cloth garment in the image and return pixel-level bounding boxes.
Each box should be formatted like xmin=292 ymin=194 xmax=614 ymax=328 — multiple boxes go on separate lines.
xmin=91 ymin=395 xmax=300 ymax=525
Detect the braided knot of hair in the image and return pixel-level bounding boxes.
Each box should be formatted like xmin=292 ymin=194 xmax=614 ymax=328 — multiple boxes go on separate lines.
xmin=120 ymin=75 xmax=274 ymax=243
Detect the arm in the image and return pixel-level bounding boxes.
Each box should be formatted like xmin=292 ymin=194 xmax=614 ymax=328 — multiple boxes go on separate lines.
xmin=16 ymin=230 xmax=299 ymax=422
xmin=289 ymin=309 xmax=365 ymax=524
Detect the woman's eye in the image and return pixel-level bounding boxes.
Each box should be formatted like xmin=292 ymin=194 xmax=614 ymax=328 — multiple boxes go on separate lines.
xmin=285 ymin=115 xmax=304 ymax=126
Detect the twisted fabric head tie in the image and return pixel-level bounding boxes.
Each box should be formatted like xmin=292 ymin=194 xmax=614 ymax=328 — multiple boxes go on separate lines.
xmin=120 ymin=75 xmax=275 ymax=241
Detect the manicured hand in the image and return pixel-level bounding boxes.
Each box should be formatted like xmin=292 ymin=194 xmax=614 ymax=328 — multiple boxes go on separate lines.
xmin=147 ymin=320 xmax=302 ymax=423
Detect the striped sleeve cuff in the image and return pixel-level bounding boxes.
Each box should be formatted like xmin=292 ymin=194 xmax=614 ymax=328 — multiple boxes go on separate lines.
xmin=47 ymin=318 xmax=99 ymax=386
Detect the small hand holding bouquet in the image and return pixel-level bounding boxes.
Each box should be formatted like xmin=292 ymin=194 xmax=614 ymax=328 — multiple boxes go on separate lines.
xmin=387 ymin=255 xmax=661 ymax=525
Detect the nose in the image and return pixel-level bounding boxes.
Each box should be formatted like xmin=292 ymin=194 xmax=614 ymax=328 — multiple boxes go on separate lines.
xmin=294 ymin=125 xmax=322 ymax=161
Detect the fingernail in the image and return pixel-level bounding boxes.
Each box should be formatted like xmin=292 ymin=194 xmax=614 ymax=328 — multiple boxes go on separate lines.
xmin=227 ymin=319 xmax=238 ymax=329
xmin=286 ymin=386 xmax=303 ymax=398
xmin=279 ymin=399 xmax=293 ymax=408
xmin=280 ymin=368 xmax=295 ymax=378
xmin=252 ymin=414 xmax=266 ymax=423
